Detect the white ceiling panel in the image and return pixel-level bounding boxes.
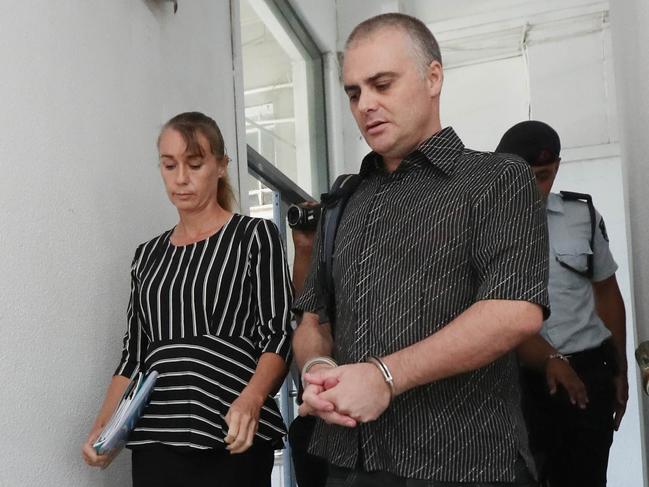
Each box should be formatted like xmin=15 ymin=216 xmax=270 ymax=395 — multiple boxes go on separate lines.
xmin=441 ymin=56 xmax=529 ymax=151
xmin=528 ymin=31 xmax=610 ymax=148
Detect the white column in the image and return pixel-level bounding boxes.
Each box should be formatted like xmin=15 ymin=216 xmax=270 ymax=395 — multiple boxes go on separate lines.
xmin=609 ymin=1 xmax=649 ymax=485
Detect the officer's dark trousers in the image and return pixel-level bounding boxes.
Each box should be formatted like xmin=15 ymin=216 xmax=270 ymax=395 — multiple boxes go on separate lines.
xmin=521 ymin=344 xmax=616 ymax=487
xmin=289 ymin=415 xmax=328 ymax=487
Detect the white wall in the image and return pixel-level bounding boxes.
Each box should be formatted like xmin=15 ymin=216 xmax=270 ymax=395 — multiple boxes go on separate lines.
xmin=527 ymin=31 xmax=618 ymax=147
xmin=290 ymin=0 xmax=337 ymax=53
xmin=610 ymin=0 xmax=649 ymax=484
xmin=0 ymin=1 xmax=239 ymax=486
xmin=442 ymin=57 xmax=529 ymax=151
xmin=554 ymin=155 xmax=643 ymax=486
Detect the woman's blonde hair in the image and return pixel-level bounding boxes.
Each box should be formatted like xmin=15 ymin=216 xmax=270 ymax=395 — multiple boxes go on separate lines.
xmin=159 ymin=112 xmax=236 ymax=212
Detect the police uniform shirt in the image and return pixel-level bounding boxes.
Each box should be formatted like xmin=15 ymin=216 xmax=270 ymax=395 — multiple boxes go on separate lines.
xmin=543 ymin=192 xmax=618 ymax=354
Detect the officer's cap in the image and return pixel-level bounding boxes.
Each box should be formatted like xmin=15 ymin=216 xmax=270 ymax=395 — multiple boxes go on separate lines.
xmin=495 ymin=120 xmax=561 ymax=167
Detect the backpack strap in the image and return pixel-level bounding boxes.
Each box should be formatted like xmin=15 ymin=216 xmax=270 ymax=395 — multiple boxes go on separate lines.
xmin=559 ymin=191 xmax=595 ymax=279
xmin=317 ymin=174 xmax=362 ymax=326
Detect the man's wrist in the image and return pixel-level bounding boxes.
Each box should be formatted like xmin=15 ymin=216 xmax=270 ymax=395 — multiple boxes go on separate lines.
xmin=301 ymin=356 xmax=337 ymax=387
xmin=366 ymin=356 xmax=396 ymax=401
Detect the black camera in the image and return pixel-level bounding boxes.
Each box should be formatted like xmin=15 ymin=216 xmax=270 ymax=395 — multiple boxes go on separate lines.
xmin=287 ymin=204 xmax=321 ymax=231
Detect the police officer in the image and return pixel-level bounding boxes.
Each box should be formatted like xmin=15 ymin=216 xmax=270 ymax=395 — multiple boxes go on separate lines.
xmin=497 ymin=120 xmax=628 ymax=487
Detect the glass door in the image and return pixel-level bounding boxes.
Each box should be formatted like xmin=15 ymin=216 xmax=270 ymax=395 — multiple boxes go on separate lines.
xmin=238 ymin=1 xmax=329 ymax=485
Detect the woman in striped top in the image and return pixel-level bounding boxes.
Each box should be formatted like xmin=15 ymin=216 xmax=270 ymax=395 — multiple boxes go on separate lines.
xmin=82 ymin=112 xmax=293 ymax=487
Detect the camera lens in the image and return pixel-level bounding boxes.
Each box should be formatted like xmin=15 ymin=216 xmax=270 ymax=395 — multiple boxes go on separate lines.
xmin=287 ymin=204 xmax=321 ymax=230
xmin=287 ymin=205 xmax=302 ymax=227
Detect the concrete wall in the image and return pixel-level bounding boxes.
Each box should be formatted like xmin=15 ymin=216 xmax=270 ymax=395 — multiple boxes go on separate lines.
xmin=0 ymin=1 xmax=240 ymax=486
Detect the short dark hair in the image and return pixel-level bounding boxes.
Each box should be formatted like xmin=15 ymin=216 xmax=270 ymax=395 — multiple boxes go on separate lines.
xmin=159 ymin=112 xmax=236 ymax=211
xmin=345 ymin=13 xmax=442 ymax=74
xmin=496 ymin=120 xmax=561 ymax=167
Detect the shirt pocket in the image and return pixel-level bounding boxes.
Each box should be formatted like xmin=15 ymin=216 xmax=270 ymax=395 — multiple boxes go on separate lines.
xmin=553 ymin=240 xmax=592 ymax=288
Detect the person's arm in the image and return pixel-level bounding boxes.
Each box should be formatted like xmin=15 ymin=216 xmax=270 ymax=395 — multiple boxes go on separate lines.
xmin=290 ymin=216 xmax=357 ymax=426
xmin=225 ymin=352 xmax=288 ymax=453
xmin=82 ymin=248 xmax=147 ymax=468
xmin=388 ymin=300 xmax=541 ymax=392
xmin=593 ymin=275 xmax=627 ymax=376
xmin=292 ymin=312 xmax=333 ymax=371
xmin=292 ymin=243 xmax=313 ymax=296
xmin=225 ymin=220 xmax=293 ymax=453
xmin=291 ymin=203 xmax=318 ymax=296
xmin=292 ymin=312 xmax=357 ymax=427
xmin=308 ymin=300 xmax=542 ymax=422
xmin=589 ymin=209 xmax=627 ymax=430
xmin=81 ymin=376 xmax=131 ymax=468
xmin=593 ymin=274 xmax=627 ymax=429
xmin=517 ymin=335 xmax=588 ymax=408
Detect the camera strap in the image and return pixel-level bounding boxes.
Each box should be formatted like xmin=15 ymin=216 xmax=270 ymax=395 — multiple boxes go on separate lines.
xmin=558 ymin=191 xmax=596 ymax=279
xmin=318 ymin=174 xmax=362 ymax=327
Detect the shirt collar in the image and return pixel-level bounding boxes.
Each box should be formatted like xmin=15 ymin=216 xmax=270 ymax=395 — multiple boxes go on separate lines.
xmin=546 ymin=192 xmax=564 ymax=214
xmin=359 ymin=127 xmax=465 ymax=177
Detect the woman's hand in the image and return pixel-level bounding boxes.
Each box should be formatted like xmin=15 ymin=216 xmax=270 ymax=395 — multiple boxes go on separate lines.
xmin=224 ymin=390 xmax=264 ymax=454
xmin=81 ymin=375 xmax=132 ymax=469
xmin=81 ymin=425 xmax=117 ymax=469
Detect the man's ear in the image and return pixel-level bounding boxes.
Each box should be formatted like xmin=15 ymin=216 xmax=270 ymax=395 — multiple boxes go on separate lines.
xmin=427 ymin=61 xmax=443 ymax=98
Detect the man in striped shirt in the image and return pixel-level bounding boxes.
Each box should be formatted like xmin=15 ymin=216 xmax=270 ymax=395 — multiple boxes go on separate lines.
xmin=292 ymin=13 xmax=550 ymax=487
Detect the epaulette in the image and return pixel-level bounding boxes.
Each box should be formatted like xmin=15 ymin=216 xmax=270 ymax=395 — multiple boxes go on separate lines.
xmin=558 ymin=191 xmax=595 ymax=279
xmin=559 ymin=190 xmax=591 ymax=204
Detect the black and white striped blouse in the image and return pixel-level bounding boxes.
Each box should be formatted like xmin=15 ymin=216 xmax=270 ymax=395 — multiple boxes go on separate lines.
xmin=115 ymin=213 xmax=293 ymax=450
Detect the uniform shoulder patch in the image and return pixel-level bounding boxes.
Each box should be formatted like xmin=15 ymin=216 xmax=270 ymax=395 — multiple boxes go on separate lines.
xmin=599 ymin=218 xmax=609 ymax=242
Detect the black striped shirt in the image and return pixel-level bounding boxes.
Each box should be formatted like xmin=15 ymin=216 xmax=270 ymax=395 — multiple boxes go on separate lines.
xmin=294 ymin=128 xmax=549 ymax=482
xmin=115 ymin=214 xmax=293 ymax=450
